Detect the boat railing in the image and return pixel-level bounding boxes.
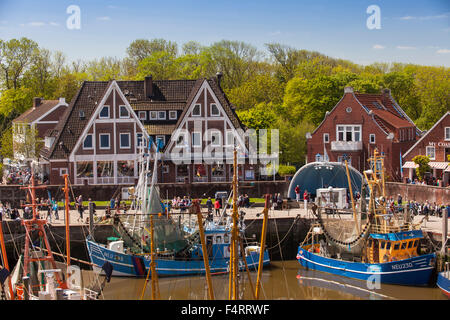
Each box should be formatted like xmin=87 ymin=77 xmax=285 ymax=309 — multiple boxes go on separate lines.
xmin=83 ymin=288 xmax=99 ymax=300
xmin=370 ymin=222 xmax=421 ymax=234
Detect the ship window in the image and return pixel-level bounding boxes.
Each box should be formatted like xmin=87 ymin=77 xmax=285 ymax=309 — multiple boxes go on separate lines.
xmin=413 ymin=240 xmax=419 ymax=247
xmin=216 ymin=236 xmax=222 ymax=244
xmin=368 ymin=239 xmax=372 ymax=247
xmin=380 ymin=241 xmax=385 ymax=249
xmin=408 ymin=241 xmax=413 ymax=248
xmin=401 ymin=242 xmax=407 ymax=249
xmin=385 ymin=242 xmax=391 ymax=250
xmin=393 ymin=243 xmax=400 ymax=250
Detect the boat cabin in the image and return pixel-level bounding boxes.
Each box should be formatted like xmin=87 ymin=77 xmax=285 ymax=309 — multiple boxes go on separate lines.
xmin=364 ymin=230 xmax=422 ymax=263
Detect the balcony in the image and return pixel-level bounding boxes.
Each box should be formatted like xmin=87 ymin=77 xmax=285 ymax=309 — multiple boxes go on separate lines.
xmin=330 ymin=140 xmax=362 ymax=152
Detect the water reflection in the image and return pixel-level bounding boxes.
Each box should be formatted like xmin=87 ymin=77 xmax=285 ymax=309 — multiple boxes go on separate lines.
xmin=98 ymin=260 xmax=445 ymax=300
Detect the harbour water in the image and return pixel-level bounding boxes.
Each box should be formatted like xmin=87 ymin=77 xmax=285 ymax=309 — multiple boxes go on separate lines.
xmin=99 ymin=260 xmax=446 ymax=300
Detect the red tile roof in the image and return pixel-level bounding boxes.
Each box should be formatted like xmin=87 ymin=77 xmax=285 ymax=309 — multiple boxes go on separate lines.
xmin=13 ymin=100 xmax=63 ymax=123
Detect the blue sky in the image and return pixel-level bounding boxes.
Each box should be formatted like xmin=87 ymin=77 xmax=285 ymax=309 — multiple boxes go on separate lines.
xmin=0 ymin=0 xmax=449 ymax=66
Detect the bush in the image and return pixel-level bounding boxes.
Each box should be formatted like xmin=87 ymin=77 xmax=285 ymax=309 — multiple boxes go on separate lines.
xmin=412 ymin=155 xmax=431 ymax=181
xmin=278 ymin=165 xmax=296 ymax=176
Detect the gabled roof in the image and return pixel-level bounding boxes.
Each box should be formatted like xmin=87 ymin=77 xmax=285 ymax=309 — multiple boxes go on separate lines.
xmin=13 ymin=100 xmax=66 ymax=123
xmin=403 ymin=111 xmax=450 ymax=159
xmin=41 ymin=77 xmax=244 ymax=160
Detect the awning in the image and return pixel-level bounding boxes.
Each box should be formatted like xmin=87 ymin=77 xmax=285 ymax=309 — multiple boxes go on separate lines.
xmin=402 ymin=161 xmax=418 ymax=169
xmin=429 ymin=162 xmax=450 ymax=170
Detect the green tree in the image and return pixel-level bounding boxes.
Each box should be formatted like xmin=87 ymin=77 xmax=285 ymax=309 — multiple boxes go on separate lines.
xmin=136 ymin=51 xmax=179 ymax=80
xmin=0 ymin=37 xmax=39 ymax=89
xmin=412 ymin=155 xmax=431 ymax=181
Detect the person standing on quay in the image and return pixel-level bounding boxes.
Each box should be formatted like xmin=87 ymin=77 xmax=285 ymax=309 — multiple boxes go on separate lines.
xmin=76 ymin=195 xmax=84 ymax=222
xmin=295 ymin=185 xmax=301 ymax=202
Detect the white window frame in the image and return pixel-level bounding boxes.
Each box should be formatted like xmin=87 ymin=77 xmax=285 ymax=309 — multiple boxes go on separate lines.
xmin=369 ymin=134 xmax=376 ymax=144
xmin=136 ymin=133 xmax=145 ymax=147
xmin=336 ymin=125 xmax=362 ymax=142
xmin=119 ymin=105 xmax=129 ymax=118
xmin=210 ymin=130 xmax=221 ymax=146
xmin=226 ymin=130 xmax=235 ymax=146
xmin=83 ymin=134 xmax=94 ymax=150
xmin=59 ymin=168 xmax=68 ymax=177
xmin=210 ymin=103 xmax=220 ymax=116
xmin=162 ymin=165 xmax=169 ymax=174
xmin=138 ymin=111 xmax=147 ymax=120
xmin=156 ymin=135 xmax=165 ymax=146
xmin=169 ymin=110 xmax=177 ymax=120
xmin=176 ymin=132 xmax=187 ymax=146
xmin=99 ymin=105 xmax=110 ymax=119
xmin=337 ymin=155 xmax=352 ymax=166
xmin=158 ymin=111 xmax=166 ymax=120
xmin=426 ymin=146 xmax=435 ymax=160
xmin=323 ymin=133 xmax=329 ymax=144
xmin=192 ymin=104 xmax=201 ymax=117
xmin=119 ymin=133 xmax=131 ymax=149
xmin=192 ymin=132 xmax=201 ymax=147
xmin=150 ymin=111 xmax=158 ymax=120
xmin=99 ymin=133 xmax=110 ymax=150
xmin=445 ymin=127 xmax=450 ymax=141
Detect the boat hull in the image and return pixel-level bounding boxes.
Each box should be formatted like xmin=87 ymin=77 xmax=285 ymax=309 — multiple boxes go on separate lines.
xmin=296 ymin=246 xmax=435 ymax=286
xmin=436 ymin=272 xmax=450 ymax=298
xmin=87 ymin=239 xmax=270 ymax=277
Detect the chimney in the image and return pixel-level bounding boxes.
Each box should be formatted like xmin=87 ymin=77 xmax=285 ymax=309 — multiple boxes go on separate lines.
xmin=33 ymin=97 xmax=42 ymax=108
xmin=144 ymin=75 xmax=153 ymax=99
xmin=382 ymin=88 xmax=391 ymax=96
xmin=59 ymin=97 xmax=66 ymax=104
xmin=344 ymin=86 xmax=354 ymax=94
xmin=216 ymin=72 xmax=223 ymax=88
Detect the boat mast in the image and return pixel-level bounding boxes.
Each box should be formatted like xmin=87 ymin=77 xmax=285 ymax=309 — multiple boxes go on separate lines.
xmin=345 ymin=160 xmax=360 ymax=234
xmin=63 ymin=174 xmax=70 ymax=269
xmin=255 ymin=194 xmax=270 ymax=300
xmin=0 ymin=209 xmax=14 ymax=299
xmin=228 ymin=148 xmax=239 ymax=300
xmin=20 ymin=169 xmax=65 ymax=288
xmin=194 ymin=200 xmax=214 ymax=300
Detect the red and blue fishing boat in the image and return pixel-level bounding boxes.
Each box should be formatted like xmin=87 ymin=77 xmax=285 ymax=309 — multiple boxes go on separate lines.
xmin=296 ymin=150 xmax=436 ymax=286
xmin=437 ymin=263 xmax=450 ymax=298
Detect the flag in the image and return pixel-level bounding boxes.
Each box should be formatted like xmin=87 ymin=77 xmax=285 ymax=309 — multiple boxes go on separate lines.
xmin=400 ymin=149 xmax=403 ymax=179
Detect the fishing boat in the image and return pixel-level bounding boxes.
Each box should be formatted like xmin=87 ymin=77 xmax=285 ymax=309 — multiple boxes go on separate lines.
xmin=437 ymin=262 xmax=450 ymax=298
xmin=296 ymin=150 xmax=436 ymax=286
xmin=1 ymin=169 xmax=112 ymax=300
xmin=86 ymin=144 xmax=269 ymax=277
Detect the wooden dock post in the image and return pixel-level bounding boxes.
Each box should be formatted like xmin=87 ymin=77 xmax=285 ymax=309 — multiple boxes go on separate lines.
xmin=442 ymin=208 xmax=448 ymax=256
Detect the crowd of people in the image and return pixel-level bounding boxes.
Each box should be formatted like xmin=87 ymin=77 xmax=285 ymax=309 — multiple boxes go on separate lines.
xmin=405 ymin=176 xmax=448 ymax=187
xmin=2 ymin=166 xmax=32 ymax=185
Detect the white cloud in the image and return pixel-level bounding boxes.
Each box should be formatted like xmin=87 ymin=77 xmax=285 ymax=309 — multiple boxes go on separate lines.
xmin=396 ymin=46 xmax=416 ymax=50
xmin=97 ymin=16 xmax=111 ymax=21
xmin=28 ymin=22 xmax=46 ymax=27
xmin=372 ymin=44 xmax=385 ymax=50
xmin=268 ymin=31 xmax=281 ymax=36
xmin=399 ymin=13 xmax=448 ymax=21
xmin=437 ymin=49 xmax=450 ymax=54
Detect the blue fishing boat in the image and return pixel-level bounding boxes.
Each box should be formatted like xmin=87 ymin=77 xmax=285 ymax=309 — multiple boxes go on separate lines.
xmin=436 ymin=264 xmax=450 ymax=298
xmin=86 ymin=143 xmax=269 ymax=277
xmin=296 ymin=150 xmax=436 ymax=286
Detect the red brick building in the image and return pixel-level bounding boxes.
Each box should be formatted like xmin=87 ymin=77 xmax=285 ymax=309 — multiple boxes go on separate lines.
xmin=40 ymin=76 xmax=265 ymax=185
xmin=306 ymin=87 xmax=419 ymax=181
xmin=402 ymin=111 xmax=450 ymax=186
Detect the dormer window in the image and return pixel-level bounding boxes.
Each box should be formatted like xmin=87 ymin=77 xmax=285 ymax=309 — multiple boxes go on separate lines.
xmin=192 ymin=104 xmax=201 ymax=116
xmin=150 ymin=111 xmax=157 ymax=120
xmin=211 ymin=104 xmax=220 ymax=116
xmin=158 ymin=111 xmax=166 ymax=120
xmin=99 ymin=105 xmax=110 ymax=118
xmin=79 ymin=110 xmax=85 ymax=120
xmin=169 ymin=110 xmax=177 ymax=120
xmin=138 ymin=111 xmax=147 ymax=120
xmin=119 ymin=105 xmax=129 ymax=118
